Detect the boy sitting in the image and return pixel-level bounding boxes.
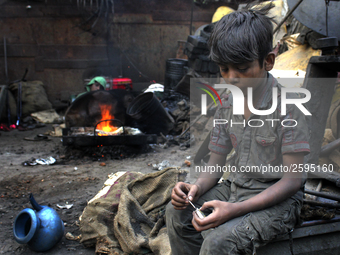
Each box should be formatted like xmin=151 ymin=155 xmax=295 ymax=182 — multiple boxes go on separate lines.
xmin=166 ymin=3 xmax=310 ymax=254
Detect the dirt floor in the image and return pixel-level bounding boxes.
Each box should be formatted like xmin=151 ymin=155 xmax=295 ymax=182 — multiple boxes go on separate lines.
xmin=0 ymin=124 xmax=201 ymax=254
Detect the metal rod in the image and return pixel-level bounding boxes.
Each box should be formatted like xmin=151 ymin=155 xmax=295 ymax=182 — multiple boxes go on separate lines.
xmin=303 ymin=199 xmax=340 ymax=209
xmin=179 ymin=107 xmax=209 ymax=138
xmin=320 ymin=138 xmax=340 ymax=156
xmin=312 ymin=180 xmax=323 ymax=201
xmin=91 ymin=0 xmax=104 ymax=29
xmin=190 ymin=0 xmax=194 ymax=35
xmin=188 ymin=200 xmax=196 ymax=209
xmin=16 ymin=82 xmax=22 ymax=126
xmin=21 ymin=68 xmax=28 ymax=81
xmin=300 ymin=216 xmax=340 ymax=227
xmin=273 ymin=0 xmax=304 ymax=34
xmin=308 ymin=170 xmax=340 ymax=188
xmin=77 ymin=9 xmax=99 ymax=27
xmin=6 ymin=87 xmax=11 ymax=126
xmin=325 ymin=0 xmax=330 ymax=37
xmin=4 ymin=37 xmax=8 ymax=84
xmin=305 ymin=189 xmax=340 ymax=202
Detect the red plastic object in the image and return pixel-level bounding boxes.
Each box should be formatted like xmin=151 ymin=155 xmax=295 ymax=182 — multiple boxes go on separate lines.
xmin=112 ymin=78 xmax=133 ymax=90
xmin=0 ymin=124 xmax=16 ymax=131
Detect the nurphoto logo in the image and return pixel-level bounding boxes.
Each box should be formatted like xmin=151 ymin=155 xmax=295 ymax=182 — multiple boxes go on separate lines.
xmin=199 ymin=83 xmax=311 ymax=128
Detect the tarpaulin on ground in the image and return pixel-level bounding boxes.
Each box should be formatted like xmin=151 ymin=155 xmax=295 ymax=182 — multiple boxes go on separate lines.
xmin=80 ymin=167 xmax=183 ymax=255
xmin=31 ymin=109 xmax=63 ymax=124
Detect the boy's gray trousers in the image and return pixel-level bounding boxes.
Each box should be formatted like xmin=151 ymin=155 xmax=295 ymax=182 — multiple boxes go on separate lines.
xmin=165 ymin=181 xmax=301 ymax=255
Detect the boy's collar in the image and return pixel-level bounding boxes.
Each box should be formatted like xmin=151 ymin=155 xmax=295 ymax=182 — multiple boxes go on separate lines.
xmin=226 ymin=73 xmax=279 ymax=109
xmin=255 ymin=73 xmax=279 ymax=110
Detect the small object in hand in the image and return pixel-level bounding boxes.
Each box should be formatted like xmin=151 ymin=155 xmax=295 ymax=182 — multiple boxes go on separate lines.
xmin=195 ymin=208 xmax=206 ymax=219
xmin=188 ymin=200 xmax=206 ymax=219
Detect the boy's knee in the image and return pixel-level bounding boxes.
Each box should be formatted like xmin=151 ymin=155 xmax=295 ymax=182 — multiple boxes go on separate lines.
xmin=200 ymin=217 xmax=258 ymax=255
xmin=200 ymin=229 xmax=240 ymax=255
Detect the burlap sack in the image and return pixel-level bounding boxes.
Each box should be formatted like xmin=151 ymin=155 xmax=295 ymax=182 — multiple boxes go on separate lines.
xmin=113 ymin=168 xmax=180 ymax=255
xmin=9 ymin=81 xmax=52 ymax=117
xmin=80 ymin=167 xmax=183 ymax=255
xmin=80 ymin=172 xmax=143 ymax=254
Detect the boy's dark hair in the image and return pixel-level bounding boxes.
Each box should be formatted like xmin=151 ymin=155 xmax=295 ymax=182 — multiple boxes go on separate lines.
xmin=208 ymin=2 xmax=275 ymax=68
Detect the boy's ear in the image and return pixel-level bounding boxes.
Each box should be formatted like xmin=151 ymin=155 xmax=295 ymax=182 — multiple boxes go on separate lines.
xmin=264 ymin=52 xmax=275 ymax=71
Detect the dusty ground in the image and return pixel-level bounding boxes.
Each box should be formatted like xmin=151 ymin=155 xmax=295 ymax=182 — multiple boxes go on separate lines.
xmin=0 ymin=124 xmax=201 ymax=254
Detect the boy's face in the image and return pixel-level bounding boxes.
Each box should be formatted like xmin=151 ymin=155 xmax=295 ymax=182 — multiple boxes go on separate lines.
xmin=218 ymin=53 xmax=275 ymax=95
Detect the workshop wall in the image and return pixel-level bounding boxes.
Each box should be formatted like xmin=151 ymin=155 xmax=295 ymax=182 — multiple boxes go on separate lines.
xmin=0 ymin=0 xmax=233 ymax=104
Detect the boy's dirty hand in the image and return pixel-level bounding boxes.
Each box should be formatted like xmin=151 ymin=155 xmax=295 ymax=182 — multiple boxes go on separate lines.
xmin=171 ymin=182 xmax=199 ymax=210
xmin=192 ymin=200 xmax=238 ymax=232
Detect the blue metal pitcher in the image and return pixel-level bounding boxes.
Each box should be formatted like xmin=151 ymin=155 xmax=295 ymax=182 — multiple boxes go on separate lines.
xmin=13 ymin=194 xmax=65 ymax=252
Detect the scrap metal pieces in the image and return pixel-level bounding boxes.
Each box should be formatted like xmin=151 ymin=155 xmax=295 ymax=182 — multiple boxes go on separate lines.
xmin=22 ymin=156 xmax=56 ymax=166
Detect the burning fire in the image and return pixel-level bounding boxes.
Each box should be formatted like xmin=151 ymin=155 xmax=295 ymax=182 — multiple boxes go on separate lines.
xmin=96 ymin=104 xmax=118 ymax=136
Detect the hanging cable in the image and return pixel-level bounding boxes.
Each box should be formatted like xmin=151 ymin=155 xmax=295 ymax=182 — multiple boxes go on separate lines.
xmin=119 ymin=49 xmax=152 ymax=82
xmin=190 ymin=0 xmax=194 ymax=35
xmin=325 ymin=0 xmax=330 ymax=37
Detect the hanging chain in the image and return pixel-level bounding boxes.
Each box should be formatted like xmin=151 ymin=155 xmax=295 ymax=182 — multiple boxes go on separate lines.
xmin=325 ymin=0 xmax=330 ymax=36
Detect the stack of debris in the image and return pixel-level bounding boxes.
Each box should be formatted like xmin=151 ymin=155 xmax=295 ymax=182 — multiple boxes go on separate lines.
xmin=184 ymin=24 xmax=220 ymax=79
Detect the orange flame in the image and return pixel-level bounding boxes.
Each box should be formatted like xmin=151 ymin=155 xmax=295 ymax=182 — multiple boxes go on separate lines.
xmin=96 ymin=104 xmax=117 ymax=136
